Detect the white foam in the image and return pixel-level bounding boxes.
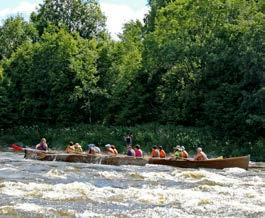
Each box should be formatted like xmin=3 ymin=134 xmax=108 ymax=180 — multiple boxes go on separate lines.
xmin=45 ymin=169 xmax=67 ymax=179
xmin=1 ymin=152 xmax=265 ymax=217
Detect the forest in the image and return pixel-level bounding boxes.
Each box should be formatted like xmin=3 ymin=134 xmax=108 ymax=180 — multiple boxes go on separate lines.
xmin=0 ymin=0 xmax=264 ymax=160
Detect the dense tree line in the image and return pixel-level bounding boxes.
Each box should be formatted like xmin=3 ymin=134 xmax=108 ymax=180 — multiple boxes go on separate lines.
xmin=0 ymin=0 xmax=264 ymax=146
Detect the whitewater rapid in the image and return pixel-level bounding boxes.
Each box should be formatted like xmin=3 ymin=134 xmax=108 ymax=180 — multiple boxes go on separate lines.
xmin=0 ymin=152 xmax=265 ymax=217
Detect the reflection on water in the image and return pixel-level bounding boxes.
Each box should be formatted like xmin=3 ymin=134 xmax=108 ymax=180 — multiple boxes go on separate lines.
xmin=0 ymin=152 xmax=265 ymax=217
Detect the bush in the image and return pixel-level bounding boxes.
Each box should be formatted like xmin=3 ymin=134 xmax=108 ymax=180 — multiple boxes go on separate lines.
xmin=0 ymin=123 xmax=263 ymax=161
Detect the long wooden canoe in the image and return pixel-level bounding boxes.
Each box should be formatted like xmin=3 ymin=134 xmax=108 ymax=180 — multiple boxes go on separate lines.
xmin=148 ymin=155 xmax=250 ymax=170
xmin=24 ymin=149 xmax=250 ymax=169
xmin=24 ymin=149 xmax=147 ymax=166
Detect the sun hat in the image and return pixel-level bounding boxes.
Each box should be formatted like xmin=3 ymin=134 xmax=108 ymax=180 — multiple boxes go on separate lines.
xmin=105 ymin=144 xmax=111 ymax=148
xmin=87 ymin=144 xmax=95 ymax=148
xmin=174 ymin=145 xmax=181 ymax=150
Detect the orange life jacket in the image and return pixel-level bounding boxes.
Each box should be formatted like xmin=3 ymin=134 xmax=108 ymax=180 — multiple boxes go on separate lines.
xmin=180 ymin=150 xmax=188 ymax=158
xmin=159 ymin=149 xmax=166 ymax=158
xmin=65 ymin=145 xmax=75 ymax=153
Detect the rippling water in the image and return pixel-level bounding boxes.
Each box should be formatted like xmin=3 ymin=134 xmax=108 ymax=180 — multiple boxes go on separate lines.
xmin=0 ymin=152 xmax=265 ymax=218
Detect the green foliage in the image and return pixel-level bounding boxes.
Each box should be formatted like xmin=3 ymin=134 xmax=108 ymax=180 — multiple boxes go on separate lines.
xmin=2 ymin=28 xmax=102 ymax=125
xmin=145 ymin=0 xmax=172 ymax=32
xmin=142 ymin=0 xmax=265 ymax=137
xmin=0 ymin=124 xmax=224 ymax=156
xmin=0 ymin=15 xmax=38 ymax=60
xmin=0 ymin=0 xmax=264 ymax=159
xmin=0 ymin=78 xmax=13 ymax=128
xmin=31 ymin=0 xmax=106 ymax=39
xmin=105 ymin=20 xmax=149 ymax=125
xmin=1 ymin=123 xmax=263 ymax=160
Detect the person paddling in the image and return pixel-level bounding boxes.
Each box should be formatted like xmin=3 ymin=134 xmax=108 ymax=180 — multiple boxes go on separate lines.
xmin=74 ymin=143 xmax=83 ymax=153
xmin=134 ymin=145 xmax=143 ymax=157
xmin=194 ymin=147 xmax=208 ymax=161
xmin=180 ymin=146 xmax=189 ymax=158
xmin=87 ymin=144 xmax=101 ymax=155
xmin=111 ymin=145 xmax=119 ymax=155
xmin=36 ymin=138 xmax=48 ymax=151
xmin=105 ymin=144 xmax=116 ymax=155
xmin=127 ymin=145 xmax=135 ymax=156
xmin=173 ymin=145 xmax=182 ymax=159
xmin=158 ymin=146 xmax=166 ymax=158
xmin=151 ymin=145 xmax=159 ymax=157
xmin=65 ymin=141 xmax=75 ymax=153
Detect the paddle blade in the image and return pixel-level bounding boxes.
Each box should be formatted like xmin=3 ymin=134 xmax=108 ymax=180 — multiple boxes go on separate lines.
xmin=10 ymin=144 xmax=24 ymax=152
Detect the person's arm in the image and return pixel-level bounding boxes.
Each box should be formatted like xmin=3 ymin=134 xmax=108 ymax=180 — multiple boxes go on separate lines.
xmin=202 ymin=153 xmax=208 ymax=160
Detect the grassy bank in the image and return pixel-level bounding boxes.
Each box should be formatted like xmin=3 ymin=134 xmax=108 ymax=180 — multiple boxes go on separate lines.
xmin=0 ymin=123 xmax=264 ymax=161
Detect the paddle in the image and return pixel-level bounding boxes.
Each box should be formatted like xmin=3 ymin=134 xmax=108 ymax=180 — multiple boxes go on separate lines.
xmin=10 ymin=144 xmax=25 ymax=152
xmin=10 ymin=144 xmax=47 ymax=155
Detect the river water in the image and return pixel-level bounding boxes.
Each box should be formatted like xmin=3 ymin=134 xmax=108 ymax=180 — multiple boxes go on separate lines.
xmin=0 ymin=152 xmax=265 ymax=218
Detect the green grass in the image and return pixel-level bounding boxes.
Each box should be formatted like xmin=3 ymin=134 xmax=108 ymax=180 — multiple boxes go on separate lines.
xmin=0 ymin=123 xmax=264 ymax=161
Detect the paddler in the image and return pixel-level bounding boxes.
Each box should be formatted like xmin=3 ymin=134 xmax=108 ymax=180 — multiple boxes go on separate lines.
xmin=151 ymin=145 xmax=159 ymax=157
xmin=65 ymin=141 xmax=75 ymax=153
xmin=36 ymin=138 xmax=48 ymax=151
xmin=180 ymin=146 xmax=189 ymax=158
xmin=127 ymin=145 xmax=135 ymax=156
xmin=173 ymin=145 xmax=182 ymax=159
xmin=74 ymin=143 xmax=83 ymax=153
xmin=158 ymin=146 xmax=166 ymax=158
xmin=194 ymin=147 xmax=208 ymax=161
xmin=87 ymin=144 xmax=101 ymax=155
xmin=134 ymin=144 xmax=143 ymax=157
xmin=111 ymin=145 xmax=119 ymax=155
xmin=105 ymin=144 xmax=116 ymax=155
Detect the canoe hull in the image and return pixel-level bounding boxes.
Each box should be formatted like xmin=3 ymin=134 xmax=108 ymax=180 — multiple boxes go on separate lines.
xmin=148 ymin=155 xmax=250 ymax=170
xmin=24 ymin=149 xmax=147 ymax=166
xmin=24 ymin=150 xmax=250 ymax=169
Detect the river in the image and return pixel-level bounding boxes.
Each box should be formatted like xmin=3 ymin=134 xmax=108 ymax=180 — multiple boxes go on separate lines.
xmin=0 ymin=152 xmax=265 ymax=218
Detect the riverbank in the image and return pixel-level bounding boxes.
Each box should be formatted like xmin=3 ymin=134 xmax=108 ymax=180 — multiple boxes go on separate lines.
xmin=0 ymin=123 xmax=264 ymax=161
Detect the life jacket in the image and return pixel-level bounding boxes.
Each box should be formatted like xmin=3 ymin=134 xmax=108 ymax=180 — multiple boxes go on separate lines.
xmin=127 ymin=148 xmax=135 ymax=156
xmin=74 ymin=145 xmax=83 ymax=153
xmin=135 ymin=149 xmax=143 ymax=157
xmin=175 ymin=151 xmax=181 ymax=158
xmin=151 ymin=149 xmax=159 ymax=157
xmin=65 ymin=145 xmax=75 ymax=153
xmin=180 ymin=150 xmax=188 ymax=158
xmin=159 ymin=149 xmax=166 ymax=158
